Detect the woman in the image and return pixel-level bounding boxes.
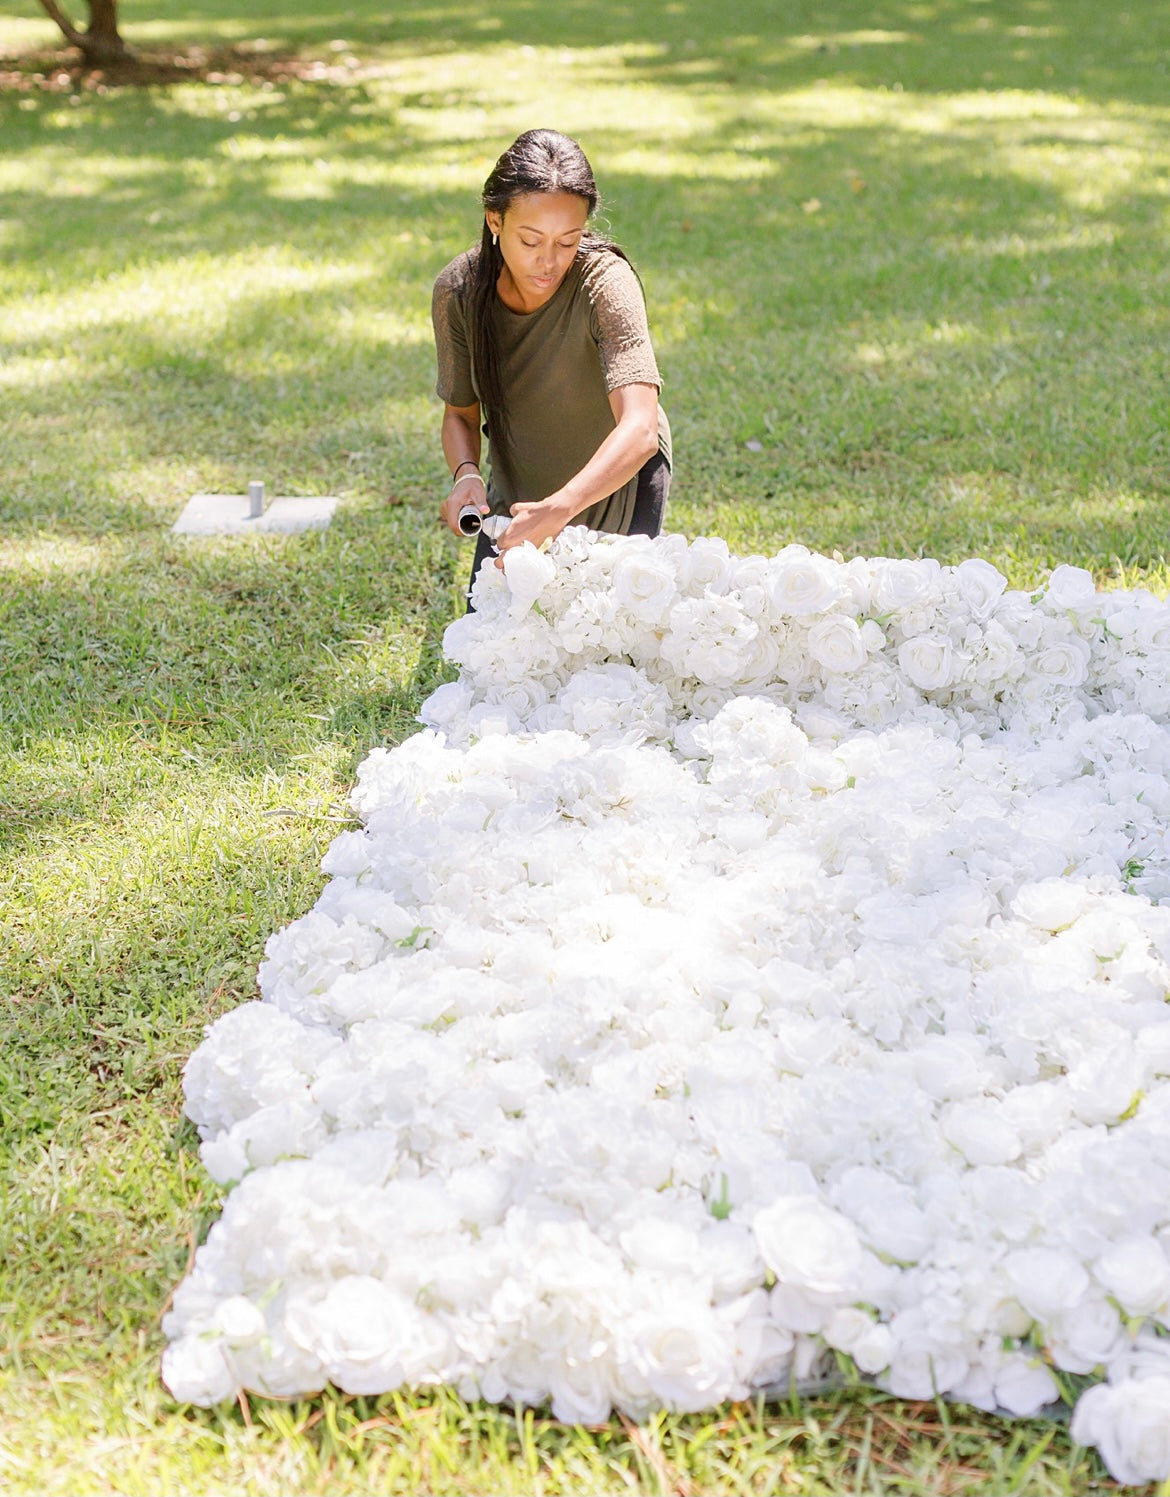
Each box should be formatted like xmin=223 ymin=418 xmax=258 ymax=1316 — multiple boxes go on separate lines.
xmin=431 ymin=128 xmax=671 ymax=595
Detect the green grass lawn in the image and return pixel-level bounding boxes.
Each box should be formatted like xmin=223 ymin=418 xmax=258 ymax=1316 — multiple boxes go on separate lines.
xmin=2 ymin=0 xmax=1168 ymax=1490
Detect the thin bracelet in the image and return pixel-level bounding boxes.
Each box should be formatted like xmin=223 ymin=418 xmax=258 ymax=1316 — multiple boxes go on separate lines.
xmin=452 ymin=460 xmax=480 ymax=479
xmin=450 ymin=471 xmax=486 ymax=488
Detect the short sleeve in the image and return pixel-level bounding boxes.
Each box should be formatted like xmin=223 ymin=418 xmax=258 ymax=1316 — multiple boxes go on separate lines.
xmin=431 ymin=254 xmax=478 ymax=408
xmin=583 ymin=253 xmax=662 ymax=393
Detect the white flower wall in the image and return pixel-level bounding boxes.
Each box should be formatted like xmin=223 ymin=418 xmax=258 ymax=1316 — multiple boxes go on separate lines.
xmin=165 ymin=532 xmax=1170 ymax=1486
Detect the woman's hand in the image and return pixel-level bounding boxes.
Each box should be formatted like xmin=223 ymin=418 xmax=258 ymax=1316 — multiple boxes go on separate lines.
xmin=440 ymin=473 xmax=488 ymax=535
xmin=439 ymin=401 xmax=486 ymax=535
xmin=494 ymin=495 xmax=574 ymax=563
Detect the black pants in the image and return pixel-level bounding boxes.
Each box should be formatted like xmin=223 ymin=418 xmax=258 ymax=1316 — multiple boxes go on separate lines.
xmin=467 ymin=451 xmax=671 ymax=608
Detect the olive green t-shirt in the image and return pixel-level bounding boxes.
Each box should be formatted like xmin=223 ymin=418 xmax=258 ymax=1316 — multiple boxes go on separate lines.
xmin=432 ymin=247 xmax=671 ymax=535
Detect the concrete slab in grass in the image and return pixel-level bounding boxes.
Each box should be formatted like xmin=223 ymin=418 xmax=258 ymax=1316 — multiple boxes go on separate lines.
xmin=172 ymin=491 xmax=338 ymax=536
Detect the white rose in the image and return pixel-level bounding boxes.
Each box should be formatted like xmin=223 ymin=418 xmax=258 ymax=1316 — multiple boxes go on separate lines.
xmin=768 ymin=550 xmax=843 ymax=617
xmin=548 ymin=1359 xmax=614 ymax=1426
xmin=941 ymin=1100 xmax=1021 ymax=1166
xmin=1047 ymin=1292 xmax=1124 ymax=1374
xmin=1044 ymin=564 xmax=1097 ymax=610
xmin=1095 ymin=1237 xmax=1170 ymax=1318
xmin=679 ymin=535 xmax=733 ymax=594
xmin=612 ymin=543 xmax=679 ymax=623
xmin=1067 ymin=1043 xmax=1146 ymax=1126
xmin=897 ymin=634 xmax=955 ymax=691
xmin=807 ymin=616 xmax=868 ymax=674
xmin=1003 ymin=1247 xmax=1090 ymax=1324
xmin=289 ymin=1277 xmax=440 ymax=1396
xmin=484 ymin=678 xmax=550 ymax=725
xmin=753 ymin=1196 xmax=864 ymax=1301
xmin=1070 ymin=1377 xmax=1170 ymax=1486
xmin=950 ymin=558 xmax=1007 ymax=621
xmin=769 ymin=1281 xmax=831 ymax=1334
xmin=1136 ymin=612 xmax=1170 ymax=652
xmin=870 ymin=557 xmax=942 ymax=614
xmin=626 ymin=1297 xmax=736 ymax=1411
xmin=213 ymin=1295 xmax=268 ymax=1345
xmin=503 ymin=542 xmax=557 ymax=617
xmin=1028 ymin=636 xmax=1091 ymax=686
xmin=858 ymin=618 xmax=887 ymax=652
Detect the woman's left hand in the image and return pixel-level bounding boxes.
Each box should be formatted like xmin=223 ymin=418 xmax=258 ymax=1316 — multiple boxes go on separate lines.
xmin=494 ymin=496 xmax=573 ymax=564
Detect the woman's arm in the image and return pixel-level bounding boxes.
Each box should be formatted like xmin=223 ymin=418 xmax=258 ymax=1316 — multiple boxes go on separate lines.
xmin=495 ymin=382 xmax=660 ymax=555
xmin=439 ymin=400 xmax=488 ymax=534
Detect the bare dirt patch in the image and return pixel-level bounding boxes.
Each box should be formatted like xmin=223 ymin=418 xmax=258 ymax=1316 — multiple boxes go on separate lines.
xmin=0 ymin=41 xmax=363 ymax=92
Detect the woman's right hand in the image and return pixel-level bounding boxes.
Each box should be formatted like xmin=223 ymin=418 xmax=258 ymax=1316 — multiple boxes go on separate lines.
xmin=440 ymin=473 xmax=488 ymax=535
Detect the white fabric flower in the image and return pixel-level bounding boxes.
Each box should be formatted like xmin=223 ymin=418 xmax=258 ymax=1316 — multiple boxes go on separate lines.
xmin=1044 ymin=565 xmax=1097 ymax=610
xmin=807 ymin=616 xmax=868 ymax=674
xmin=1094 ymin=1237 xmax=1170 ymax=1319
xmin=768 ymin=547 xmax=843 ymax=617
xmin=161 ymin=1335 xmax=236 ymax=1405
xmin=897 ymin=634 xmax=955 ymax=691
xmin=611 ymin=543 xmax=679 ymax=623
xmin=163 ymin=529 xmax=1170 ymax=1438
xmin=950 ymin=558 xmax=1007 ymax=621
xmin=1070 ymin=1377 xmax=1170 ymax=1486
xmin=503 ymin=542 xmax=557 ymax=617
xmin=753 ymin=1197 xmax=864 ymax=1301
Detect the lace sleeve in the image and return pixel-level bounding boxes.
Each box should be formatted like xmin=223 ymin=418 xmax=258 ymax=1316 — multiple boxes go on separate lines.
xmin=431 ymin=255 xmax=478 ymax=407
xmin=584 ymin=253 xmax=662 ymax=393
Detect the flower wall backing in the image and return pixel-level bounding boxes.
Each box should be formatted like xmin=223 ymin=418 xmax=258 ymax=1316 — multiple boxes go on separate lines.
xmin=165 ymin=532 xmax=1170 ymax=1487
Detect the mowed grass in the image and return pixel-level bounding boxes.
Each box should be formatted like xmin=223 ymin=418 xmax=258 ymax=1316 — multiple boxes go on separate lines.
xmin=1 ymin=0 xmax=1168 ymax=1491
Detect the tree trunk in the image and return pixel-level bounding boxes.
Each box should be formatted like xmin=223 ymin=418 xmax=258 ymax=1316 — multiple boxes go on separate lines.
xmin=83 ymin=0 xmax=130 ymax=60
xmin=38 ymin=0 xmax=132 ymax=62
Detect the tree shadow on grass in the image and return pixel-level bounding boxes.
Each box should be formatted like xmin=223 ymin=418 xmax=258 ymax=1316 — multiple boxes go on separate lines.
xmin=3 ymin=0 xmax=1167 ymax=107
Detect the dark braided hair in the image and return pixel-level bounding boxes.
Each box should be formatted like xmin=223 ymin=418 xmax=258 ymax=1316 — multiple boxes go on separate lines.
xmin=468 ymin=129 xmax=631 ymax=484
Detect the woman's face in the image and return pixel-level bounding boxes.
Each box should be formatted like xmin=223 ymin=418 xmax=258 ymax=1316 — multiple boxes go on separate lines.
xmin=486 ymin=191 xmax=590 ymax=311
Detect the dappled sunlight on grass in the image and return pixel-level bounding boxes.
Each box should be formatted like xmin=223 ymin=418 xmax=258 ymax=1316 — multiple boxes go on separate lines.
xmin=0 ymin=533 xmax=112 ymax=574
xmin=2 ymin=253 xmax=375 ymax=343
xmin=0 ymin=353 xmax=87 ymax=391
